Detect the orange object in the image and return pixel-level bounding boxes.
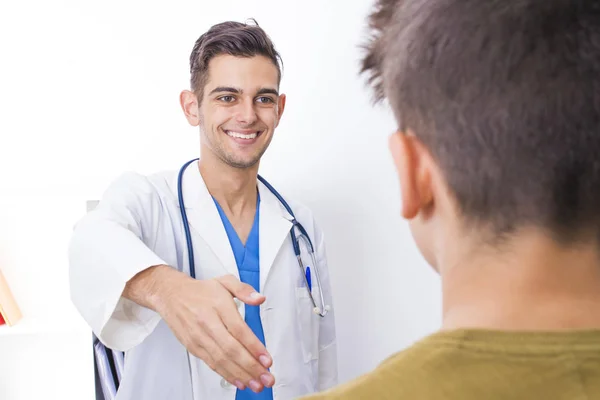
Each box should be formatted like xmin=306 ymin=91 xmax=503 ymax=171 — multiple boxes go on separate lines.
xmin=0 ymin=269 xmax=22 ymax=326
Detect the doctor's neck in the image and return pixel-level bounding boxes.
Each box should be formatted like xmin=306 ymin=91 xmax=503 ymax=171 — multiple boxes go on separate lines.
xmin=198 ymin=153 xmax=259 ymax=214
xmin=437 ymin=226 xmax=600 ymax=332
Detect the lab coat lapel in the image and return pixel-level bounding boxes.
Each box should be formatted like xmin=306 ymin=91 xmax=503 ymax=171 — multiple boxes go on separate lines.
xmin=178 ymin=162 xmax=238 ymax=278
xmin=258 ymin=180 xmax=293 ymax=292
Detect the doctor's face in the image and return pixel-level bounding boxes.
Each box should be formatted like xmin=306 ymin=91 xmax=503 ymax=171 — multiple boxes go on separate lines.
xmin=189 ymin=54 xmax=286 ymax=169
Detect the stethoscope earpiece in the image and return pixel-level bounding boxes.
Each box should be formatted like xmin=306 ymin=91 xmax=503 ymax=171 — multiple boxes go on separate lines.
xmin=313 ymin=305 xmax=331 ymax=317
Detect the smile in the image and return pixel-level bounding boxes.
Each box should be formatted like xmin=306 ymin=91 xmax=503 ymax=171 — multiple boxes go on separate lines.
xmin=224 ymin=130 xmax=261 ymax=140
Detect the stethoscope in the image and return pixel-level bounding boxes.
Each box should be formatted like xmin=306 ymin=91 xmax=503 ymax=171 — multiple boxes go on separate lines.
xmin=177 ymin=158 xmax=330 ymax=317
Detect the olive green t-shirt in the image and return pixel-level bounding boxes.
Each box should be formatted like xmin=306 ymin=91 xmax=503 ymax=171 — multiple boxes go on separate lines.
xmin=302 ymin=329 xmax=600 ymax=399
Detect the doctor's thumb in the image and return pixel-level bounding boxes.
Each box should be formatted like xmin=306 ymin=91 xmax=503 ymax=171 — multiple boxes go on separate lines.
xmin=217 ymin=275 xmax=266 ymax=305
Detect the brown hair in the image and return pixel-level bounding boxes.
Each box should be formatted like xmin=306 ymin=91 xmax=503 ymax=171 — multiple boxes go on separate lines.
xmin=189 ymin=19 xmax=282 ymax=100
xmin=361 ymin=0 xmax=600 ymax=241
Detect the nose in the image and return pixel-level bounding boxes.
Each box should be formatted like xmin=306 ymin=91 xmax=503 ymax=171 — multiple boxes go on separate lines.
xmin=235 ymin=98 xmax=258 ymax=125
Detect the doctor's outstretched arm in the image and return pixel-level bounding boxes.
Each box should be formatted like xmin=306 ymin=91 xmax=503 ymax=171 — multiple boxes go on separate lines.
xmin=68 ymin=172 xmax=274 ymax=392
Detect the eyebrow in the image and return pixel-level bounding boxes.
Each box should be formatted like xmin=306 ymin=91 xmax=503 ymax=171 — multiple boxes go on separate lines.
xmin=209 ymin=87 xmax=279 ymax=96
xmin=256 ymin=88 xmax=279 ymax=96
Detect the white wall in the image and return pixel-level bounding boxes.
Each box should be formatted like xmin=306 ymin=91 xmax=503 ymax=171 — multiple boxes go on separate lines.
xmin=0 ymin=0 xmax=441 ymax=398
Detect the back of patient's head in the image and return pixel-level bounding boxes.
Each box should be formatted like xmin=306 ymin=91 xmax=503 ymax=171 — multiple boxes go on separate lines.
xmin=362 ymin=0 xmax=600 ymax=243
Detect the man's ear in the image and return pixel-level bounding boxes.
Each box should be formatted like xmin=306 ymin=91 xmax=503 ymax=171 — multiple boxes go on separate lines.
xmin=274 ymin=93 xmax=286 ymax=128
xmin=389 ymin=131 xmax=434 ymax=219
xmin=180 ymin=90 xmax=201 ymax=126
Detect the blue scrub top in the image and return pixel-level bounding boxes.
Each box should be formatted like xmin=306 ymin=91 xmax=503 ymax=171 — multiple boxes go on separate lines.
xmin=213 ymin=194 xmax=273 ymax=400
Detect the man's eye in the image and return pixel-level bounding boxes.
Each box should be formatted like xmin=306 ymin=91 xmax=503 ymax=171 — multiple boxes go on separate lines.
xmin=256 ymin=96 xmax=274 ymax=104
xmin=218 ymin=96 xmax=235 ymax=102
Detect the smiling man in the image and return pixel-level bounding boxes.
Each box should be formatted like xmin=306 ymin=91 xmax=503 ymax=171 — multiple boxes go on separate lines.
xmin=68 ymin=20 xmax=337 ymax=400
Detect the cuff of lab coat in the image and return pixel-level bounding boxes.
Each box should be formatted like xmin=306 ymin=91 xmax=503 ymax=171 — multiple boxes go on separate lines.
xmin=96 ymin=256 xmax=169 ymax=352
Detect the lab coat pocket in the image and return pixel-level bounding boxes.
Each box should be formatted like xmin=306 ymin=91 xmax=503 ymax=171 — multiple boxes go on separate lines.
xmin=295 ymin=287 xmax=319 ymax=363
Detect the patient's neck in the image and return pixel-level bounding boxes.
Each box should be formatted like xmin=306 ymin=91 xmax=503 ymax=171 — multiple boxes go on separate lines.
xmin=440 ymin=228 xmax=600 ymax=331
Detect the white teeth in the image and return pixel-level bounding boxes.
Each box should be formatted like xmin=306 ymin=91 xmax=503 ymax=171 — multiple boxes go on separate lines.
xmin=226 ymin=131 xmax=258 ymax=139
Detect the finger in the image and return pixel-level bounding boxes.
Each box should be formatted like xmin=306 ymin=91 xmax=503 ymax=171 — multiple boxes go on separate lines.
xmin=206 ymin=311 xmax=275 ymax=387
xmin=217 ymin=275 xmax=266 ymax=306
xmin=187 ymin=325 xmax=248 ymax=391
xmin=219 ymin=304 xmax=274 ymax=372
xmin=217 ymin=325 xmax=275 ymax=389
xmin=213 ymin=354 xmax=265 ymax=393
xmin=210 ymin=280 xmax=269 ymax=364
xmin=213 ymin=276 xmax=273 ymax=371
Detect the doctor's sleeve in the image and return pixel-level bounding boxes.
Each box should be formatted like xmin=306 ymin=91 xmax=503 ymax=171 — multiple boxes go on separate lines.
xmin=68 ymin=172 xmax=168 ymax=352
xmin=314 ymin=222 xmax=339 ymax=391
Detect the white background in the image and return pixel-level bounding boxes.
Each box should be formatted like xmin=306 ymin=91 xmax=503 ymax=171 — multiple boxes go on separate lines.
xmin=0 ymin=0 xmax=441 ymax=398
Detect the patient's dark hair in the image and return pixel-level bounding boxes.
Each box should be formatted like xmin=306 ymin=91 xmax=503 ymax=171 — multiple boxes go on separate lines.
xmin=361 ymin=0 xmax=600 ymax=241
xmin=189 ymin=19 xmax=282 ymax=100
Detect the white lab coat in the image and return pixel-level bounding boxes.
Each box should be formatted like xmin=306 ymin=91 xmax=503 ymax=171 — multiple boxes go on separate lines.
xmin=68 ymin=162 xmax=337 ymax=400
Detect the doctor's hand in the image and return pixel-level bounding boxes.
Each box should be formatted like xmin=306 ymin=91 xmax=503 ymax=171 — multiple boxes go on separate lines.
xmin=141 ymin=267 xmax=275 ymax=393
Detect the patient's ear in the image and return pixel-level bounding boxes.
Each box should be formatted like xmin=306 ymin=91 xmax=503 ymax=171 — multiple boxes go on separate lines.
xmin=389 ymin=131 xmax=434 ymax=219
